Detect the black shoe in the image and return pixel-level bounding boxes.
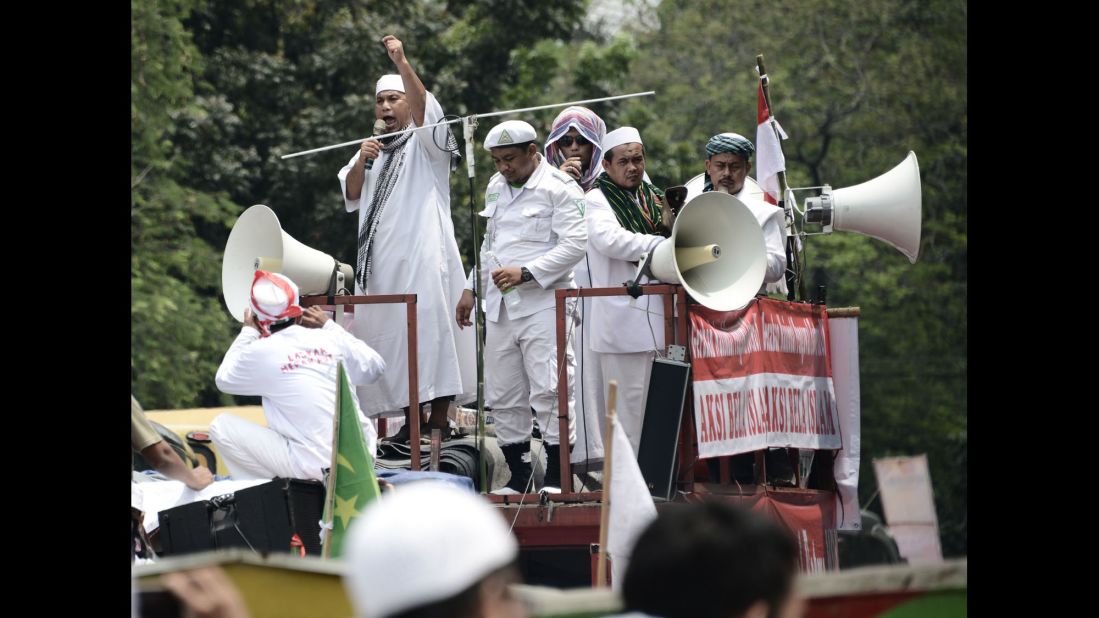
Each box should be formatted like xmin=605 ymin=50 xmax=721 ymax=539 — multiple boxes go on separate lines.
xmin=381 ymin=424 xmax=413 ymax=444
xmin=542 ymin=443 xmax=570 ymax=492
xmin=383 ymin=423 xmax=451 ymax=445
xmin=497 ymin=441 xmax=532 ymax=494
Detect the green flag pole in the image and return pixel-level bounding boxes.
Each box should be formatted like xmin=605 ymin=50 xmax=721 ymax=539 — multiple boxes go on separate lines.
xmin=322 ymin=361 xmax=383 ymax=559
xmin=321 ymin=364 xmax=343 ymax=559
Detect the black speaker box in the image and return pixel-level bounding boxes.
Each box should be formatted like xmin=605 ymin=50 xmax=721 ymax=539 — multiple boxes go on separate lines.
xmin=636 ymin=358 xmax=691 ymax=501
xmin=158 ymin=478 xmax=325 ymax=556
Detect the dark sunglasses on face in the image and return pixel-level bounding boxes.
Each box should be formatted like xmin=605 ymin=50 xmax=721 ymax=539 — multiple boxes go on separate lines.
xmin=558 ymin=136 xmax=589 ymax=147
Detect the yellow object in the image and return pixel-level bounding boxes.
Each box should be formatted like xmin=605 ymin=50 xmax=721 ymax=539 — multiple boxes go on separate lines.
xmin=135 ymin=550 xmax=353 ymax=618
xmin=145 ymin=406 xmax=268 ymax=476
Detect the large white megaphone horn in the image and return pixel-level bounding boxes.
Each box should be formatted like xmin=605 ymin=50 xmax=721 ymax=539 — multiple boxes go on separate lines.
xmin=805 ymin=151 xmax=922 ymax=263
xmin=221 ymin=205 xmax=354 ymax=321
xmin=636 ymin=191 xmax=767 ymax=311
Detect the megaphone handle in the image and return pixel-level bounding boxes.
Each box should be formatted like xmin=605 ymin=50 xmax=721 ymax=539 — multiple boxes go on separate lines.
xmin=325 ymin=259 xmax=341 ymax=303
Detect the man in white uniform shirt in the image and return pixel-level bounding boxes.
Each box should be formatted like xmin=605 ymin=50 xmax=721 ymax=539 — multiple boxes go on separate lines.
xmin=212 ymin=271 xmax=386 ymax=481
xmin=584 ymin=127 xmax=669 ymax=456
xmin=456 ymin=120 xmax=586 ymax=494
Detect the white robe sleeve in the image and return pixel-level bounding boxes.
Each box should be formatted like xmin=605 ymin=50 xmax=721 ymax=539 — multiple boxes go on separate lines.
xmin=414 ymin=92 xmax=453 ymax=164
xmin=337 ymin=152 xmax=366 ymax=213
xmin=322 ymin=321 xmax=386 ymax=386
xmin=214 ymin=328 xmax=263 ymax=395
xmin=586 ymin=194 xmax=664 ymax=262
xmin=759 ymin=208 xmax=787 ymax=284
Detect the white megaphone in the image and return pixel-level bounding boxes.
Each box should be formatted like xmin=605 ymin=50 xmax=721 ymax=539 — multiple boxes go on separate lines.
xmin=635 ymin=191 xmax=767 ymax=311
xmin=221 ymin=204 xmax=355 ymax=321
xmin=804 ymin=151 xmax=922 ymax=263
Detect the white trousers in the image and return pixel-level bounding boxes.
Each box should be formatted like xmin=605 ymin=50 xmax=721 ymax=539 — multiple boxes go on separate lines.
xmin=598 ymin=351 xmax=656 ymax=456
xmin=486 ymin=306 xmax=576 ymax=447
xmin=573 ymin=299 xmax=606 ymax=465
xmin=209 ymin=415 xmax=298 ymax=480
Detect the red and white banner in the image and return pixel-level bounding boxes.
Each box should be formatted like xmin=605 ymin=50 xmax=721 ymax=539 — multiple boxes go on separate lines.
xmin=690 ymin=298 xmax=842 ymax=458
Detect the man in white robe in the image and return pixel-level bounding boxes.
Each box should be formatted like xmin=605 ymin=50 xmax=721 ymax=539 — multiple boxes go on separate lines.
xmin=338 ymin=35 xmax=474 ymax=440
xmin=584 ymin=128 xmax=668 ymax=456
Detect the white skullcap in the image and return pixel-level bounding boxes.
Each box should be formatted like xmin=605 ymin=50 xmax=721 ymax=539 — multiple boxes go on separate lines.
xmin=375 ymin=74 xmax=406 ymax=95
xmin=483 ymin=120 xmax=538 ymax=151
xmin=602 ymin=127 xmax=643 ymax=155
xmin=343 ymin=483 xmax=519 ymax=618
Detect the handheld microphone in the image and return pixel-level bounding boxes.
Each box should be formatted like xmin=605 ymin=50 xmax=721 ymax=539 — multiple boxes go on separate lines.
xmin=365 ymin=119 xmax=386 ymax=170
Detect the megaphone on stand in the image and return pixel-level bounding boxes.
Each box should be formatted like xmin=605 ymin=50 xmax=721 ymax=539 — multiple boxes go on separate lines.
xmin=803 ymin=151 xmax=923 ymax=263
xmin=631 ymin=191 xmax=767 ymax=311
xmin=221 ymin=204 xmax=354 ymax=321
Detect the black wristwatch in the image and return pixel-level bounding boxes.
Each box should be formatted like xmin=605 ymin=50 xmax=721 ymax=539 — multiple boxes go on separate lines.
xmin=520 ymin=266 xmax=534 ymax=283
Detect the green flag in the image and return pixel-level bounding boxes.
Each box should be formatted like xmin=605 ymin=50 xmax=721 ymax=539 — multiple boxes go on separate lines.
xmin=322 ymin=361 xmax=381 ymax=558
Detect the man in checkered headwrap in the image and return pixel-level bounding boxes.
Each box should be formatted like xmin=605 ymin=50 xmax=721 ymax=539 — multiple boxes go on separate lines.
xmin=702 ymin=132 xmax=786 ymax=286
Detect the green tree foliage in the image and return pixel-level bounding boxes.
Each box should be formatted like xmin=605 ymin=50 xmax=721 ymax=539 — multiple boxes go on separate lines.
xmin=132 ymin=0 xmax=240 ymax=408
xmin=171 ymin=0 xmax=589 ymax=266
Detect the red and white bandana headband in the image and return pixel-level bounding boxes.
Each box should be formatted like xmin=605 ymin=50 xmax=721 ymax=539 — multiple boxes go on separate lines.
xmin=249 ymin=270 xmax=303 ymax=335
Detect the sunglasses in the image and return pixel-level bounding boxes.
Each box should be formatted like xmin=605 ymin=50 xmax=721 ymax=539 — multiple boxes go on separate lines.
xmin=558 ymin=136 xmax=590 ymax=147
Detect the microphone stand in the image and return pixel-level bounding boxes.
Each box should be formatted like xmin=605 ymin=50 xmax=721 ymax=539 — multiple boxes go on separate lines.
xmin=462 ymin=114 xmax=490 ymax=493
xmin=280 ymin=92 xmax=656 ymax=159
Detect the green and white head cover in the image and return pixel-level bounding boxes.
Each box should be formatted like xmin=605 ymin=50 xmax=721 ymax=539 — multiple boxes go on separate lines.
xmin=484 ymin=120 xmax=538 ymax=150
xmin=704 ymin=132 xmax=755 ymax=192
xmin=706 ymin=132 xmax=754 ymax=159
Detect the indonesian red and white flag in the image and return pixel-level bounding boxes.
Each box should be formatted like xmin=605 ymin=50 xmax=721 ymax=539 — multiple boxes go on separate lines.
xmin=756 ymin=82 xmax=788 ymax=205
xmin=757 ymin=81 xmax=791 ymax=295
